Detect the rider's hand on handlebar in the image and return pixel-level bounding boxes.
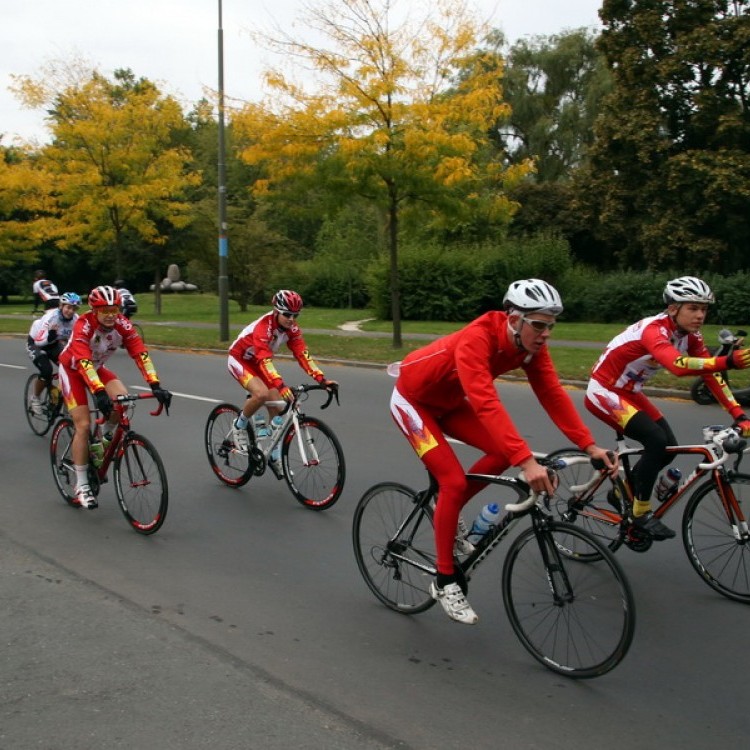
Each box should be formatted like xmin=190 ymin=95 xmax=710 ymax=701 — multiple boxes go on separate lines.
xmin=150 ymin=383 xmax=172 ymax=409
xmin=94 ymin=388 xmax=113 ymax=417
xmin=279 ymin=385 xmax=294 ymax=403
xmin=729 ymin=348 xmax=750 ymax=369
xmin=733 ymin=415 xmax=750 ymax=438
xmin=321 ymin=379 xmax=338 ymax=389
xmin=585 ymin=445 xmax=619 ymax=476
xmin=519 ymin=457 xmax=556 ymax=496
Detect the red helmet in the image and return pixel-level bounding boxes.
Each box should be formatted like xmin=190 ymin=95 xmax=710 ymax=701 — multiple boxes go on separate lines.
xmin=88 ymin=285 xmax=122 ymax=308
xmin=272 ymin=289 xmax=303 ymax=314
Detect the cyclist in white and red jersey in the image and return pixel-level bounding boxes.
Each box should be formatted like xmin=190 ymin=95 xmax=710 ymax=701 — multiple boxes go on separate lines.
xmin=390 ymin=279 xmax=617 ymax=625
xmin=227 ymin=289 xmax=337 ymax=476
xmin=58 ymin=285 xmax=172 ymax=509
xmin=26 ymin=292 xmax=81 ymax=414
xmin=585 ymin=276 xmax=750 ymax=540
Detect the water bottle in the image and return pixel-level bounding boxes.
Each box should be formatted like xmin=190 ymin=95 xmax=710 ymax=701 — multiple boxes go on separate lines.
xmin=89 ymin=438 xmax=104 ymax=468
xmin=655 ymin=467 xmax=682 ymax=502
xmin=467 ymin=503 xmax=502 ymax=544
xmin=254 ymin=413 xmax=270 ymax=438
xmin=269 ymin=416 xmax=284 ymax=462
xmin=270 ymin=415 xmax=284 ymax=433
xmin=49 ymin=385 xmax=60 ymax=406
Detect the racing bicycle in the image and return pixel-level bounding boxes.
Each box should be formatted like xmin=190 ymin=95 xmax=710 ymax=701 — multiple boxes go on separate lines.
xmin=352 ymin=459 xmax=636 ymax=678
xmin=50 ymin=392 xmax=169 ymax=535
xmin=24 ymin=372 xmax=64 ymax=436
xmin=204 ymin=383 xmax=345 ymax=510
xmin=547 ymin=425 xmax=750 ymax=603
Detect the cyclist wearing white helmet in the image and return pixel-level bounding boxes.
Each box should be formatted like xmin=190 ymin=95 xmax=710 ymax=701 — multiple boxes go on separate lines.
xmin=389 ymin=279 xmax=617 ymax=625
xmin=585 ymin=276 xmax=750 ymax=541
xmin=26 ymin=292 xmax=81 ymax=414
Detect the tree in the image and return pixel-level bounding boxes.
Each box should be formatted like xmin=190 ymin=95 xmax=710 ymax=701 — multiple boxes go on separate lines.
xmin=578 ymin=0 xmax=750 ymax=272
xmin=10 ymin=65 xmax=201 ymax=277
xmin=233 ymin=0 xmax=530 ymax=346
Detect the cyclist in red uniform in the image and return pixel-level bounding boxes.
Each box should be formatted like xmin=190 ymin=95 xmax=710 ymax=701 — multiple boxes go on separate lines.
xmin=228 ymin=290 xmax=337 ymax=476
xmin=58 ymin=285 xmax=172 ymax=509
xmin=390 ymin=279 xmax=616 ymax=625
xmin=585 ymin=276 xmax=750 ymax=540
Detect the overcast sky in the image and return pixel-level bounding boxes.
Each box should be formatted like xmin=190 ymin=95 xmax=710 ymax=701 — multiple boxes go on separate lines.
xmin=2 ymin=0 xmax=603 ymax=144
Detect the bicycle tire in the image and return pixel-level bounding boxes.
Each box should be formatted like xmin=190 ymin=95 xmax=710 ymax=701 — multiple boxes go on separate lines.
xmin=204 ymin=403 xmax=254 ymax=487
xmin=281 ymin=416 xmax=345 ymax=510
xmin=503 ymin=521 xmax=635 ymax=678
xmin=114 ymin=432 xmax=168 ymax=535
xmin=690 ymin=378 xmax=715 ymax=405
xmin=682 ymin=472 xmax=750 ymax=604
xmin=546 ymin=448 xmax=626 ymax=558
xmin=49 ymin=417 xmax=78 ymax=505
xmin=352 ymin=482 xmax=437 ymax=614
xmin=25 ymin=374 xmax=56 ymax=436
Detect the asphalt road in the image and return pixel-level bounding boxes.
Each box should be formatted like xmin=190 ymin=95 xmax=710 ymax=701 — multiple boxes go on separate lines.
xmin=1 ymin=338 xmax=748 ymax=749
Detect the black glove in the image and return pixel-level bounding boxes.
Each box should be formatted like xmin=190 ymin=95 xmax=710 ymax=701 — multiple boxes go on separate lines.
xmin=94 ymin=389 xmax=112 ymax=417
xmin=47 ymin=329 xmax=58 ymax=343
xmin=150 ymin=383 xmax=172 ymax=409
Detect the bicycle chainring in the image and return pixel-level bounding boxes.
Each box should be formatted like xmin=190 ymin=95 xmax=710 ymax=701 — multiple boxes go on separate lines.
xmin=250 ymin=447 xmax=266 ymax=476
xmin=624 ymin=525 xmax=653 ymax=552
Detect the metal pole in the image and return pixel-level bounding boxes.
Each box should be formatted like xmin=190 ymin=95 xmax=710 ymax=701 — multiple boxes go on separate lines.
xmin=217 ymin=0 xmax=230 ymax=341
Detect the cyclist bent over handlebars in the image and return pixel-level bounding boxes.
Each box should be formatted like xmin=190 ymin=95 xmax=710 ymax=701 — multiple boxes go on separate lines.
xmin=389 ymin=279 xmax=617 ymax=625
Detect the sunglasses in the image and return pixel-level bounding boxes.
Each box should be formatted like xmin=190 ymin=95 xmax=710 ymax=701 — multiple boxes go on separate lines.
xmin=95 ymin=306 xmax=120 ymax=316
xmin=522 ymin=317 xmax=555 ymax=332
xmin=279 ymin=311 xmax=299 ymax=319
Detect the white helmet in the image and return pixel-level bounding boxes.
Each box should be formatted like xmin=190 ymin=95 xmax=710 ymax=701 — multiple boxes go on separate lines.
xmin=663 ymin=276 xmax=714 ymax=305
xmin=503 ymin=279 xmax=563 ymax=316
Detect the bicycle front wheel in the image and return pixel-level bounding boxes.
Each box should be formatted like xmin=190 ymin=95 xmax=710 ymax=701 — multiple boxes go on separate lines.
xmin=503 ymin=521 xmax=635 ymax=678
xmin=25 ymin=374 xmax=55 ymax=436
xmin=204 ymin=403 xmax=254 ymax=487
xmin=547 ymin=448 xmax=626 ymax=558
xmin=114 ymin=433 xmax=168 ymax=535
xmin=282 ymin=416 xmax=345 ymax=510
xmin=682 ymin=473 xmax=750 ymax=604
xmin=49 ymin=417 xmax=78 ymax=505
xmin=352 ymin=483 xmax=437 ymax=614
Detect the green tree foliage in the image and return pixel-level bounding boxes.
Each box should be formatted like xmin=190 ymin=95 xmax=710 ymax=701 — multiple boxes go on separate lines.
xmin=233 ymin=0 xmax=530 ymax=346
xmin=578 ymin=0 xmax=750 ymax=271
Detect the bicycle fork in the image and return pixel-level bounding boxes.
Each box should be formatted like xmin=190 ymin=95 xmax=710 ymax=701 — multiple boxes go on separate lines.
xmin=532 ymin=517 xmax=575 ymax=606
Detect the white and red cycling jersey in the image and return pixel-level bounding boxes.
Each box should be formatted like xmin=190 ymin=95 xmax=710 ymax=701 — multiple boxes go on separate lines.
xmin=589 ymin=312 xmax=742 ymax=415
xmin=32 ymin=278 xmax=59 ymax=303
xmin=228 ymin=311 xmax=324 ymax=389
xmin=27 ymin=308 xmax=78 ymax=352
xmin=59 ymin=310 xmax=159 ymax=394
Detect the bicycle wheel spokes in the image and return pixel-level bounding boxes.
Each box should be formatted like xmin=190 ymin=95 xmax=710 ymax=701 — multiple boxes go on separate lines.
xmin=114 ymin=434 xmax=168 ymax=534
xmin=283 ymin=416 xmax=345 ymax=510
xmin=683 ymin=473 xmax=750 ymax=603
xmin=503 ymin=522 xmax=635 ymax=678
xmin=204 ymin=403 xmax=253 ymax=487
xmin=547 ymin=449 xmax=625 ymax=557
xmin=49 ymin=417 xmax=78 ymax=505
xmin=352 ymin=483 xmax=437 ymax=614
xmin=25 ymin=374 xmax=54 ymax=436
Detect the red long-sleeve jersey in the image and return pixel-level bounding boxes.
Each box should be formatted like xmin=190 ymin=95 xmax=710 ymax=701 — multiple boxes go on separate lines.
xmin=228 ymin=311 xmax=324 ymax=388
xmin=396 ymin=311 xmax=595 ymax=466
xmin=58 ymin=311 xmax=159 ymax=393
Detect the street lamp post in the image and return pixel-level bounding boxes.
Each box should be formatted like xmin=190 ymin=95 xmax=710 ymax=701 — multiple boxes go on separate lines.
xmin=217 ymin=0 xmax=229 ymax=341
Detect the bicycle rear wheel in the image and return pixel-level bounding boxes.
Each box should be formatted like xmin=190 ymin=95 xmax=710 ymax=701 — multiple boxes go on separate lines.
xmin=352 ymin=483 xmax=437 ymax=614
xmin=682 ymin=473 xmax=750 ymax=604
xmin=282 ymin=416 xmax=345 ymax=510
xmin=503 ymin=521 xmax=635 ymax=678
xmin=49 ymin=417 xmax=78 ymax=505
xmin=547 ymin=448 xmax=626 ymax=558
xmin=25 ymin=374 xmax=56 ymax=436
xmin=114 ymin=432 xmax=168 ymax=534
xmin=204 ymin=403 xmax=254 ymax=487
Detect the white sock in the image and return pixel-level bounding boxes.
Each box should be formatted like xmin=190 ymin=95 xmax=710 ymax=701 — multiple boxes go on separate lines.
xmin=74 ymin=465 xmax=88 ymax=488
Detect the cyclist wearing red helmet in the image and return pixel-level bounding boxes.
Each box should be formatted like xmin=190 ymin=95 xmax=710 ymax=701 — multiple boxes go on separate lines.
xmin=228 ymin=289 xmax=337 ymax=476
xmin=58 ymin=285 xmax=172 ymax=509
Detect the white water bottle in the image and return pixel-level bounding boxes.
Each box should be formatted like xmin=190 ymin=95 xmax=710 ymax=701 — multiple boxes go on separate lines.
xmin=467 ymin=503 xmax=501 ymax=544
xmin=655 ymin=467 xmax=682 ymax=502
xmin=270 ymin=415 xmax=284 ymax=433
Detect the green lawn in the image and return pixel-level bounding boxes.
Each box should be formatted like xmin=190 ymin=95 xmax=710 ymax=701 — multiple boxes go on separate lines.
xmin=2 ymin=294 xmax=748 ymax=391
